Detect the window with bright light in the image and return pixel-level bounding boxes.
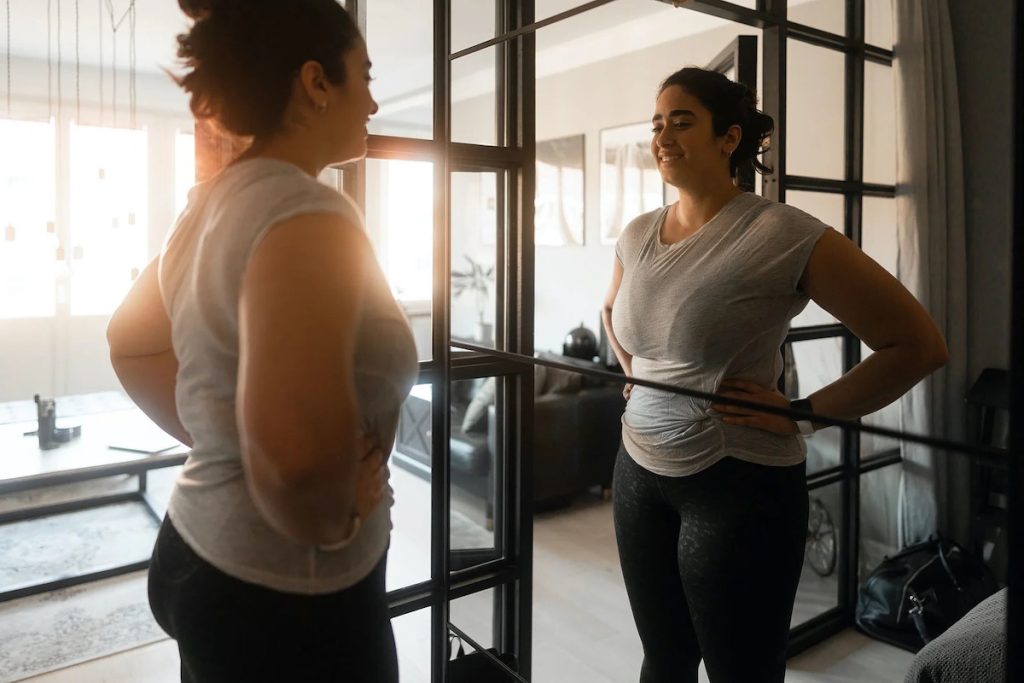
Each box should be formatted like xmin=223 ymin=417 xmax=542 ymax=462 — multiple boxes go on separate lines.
xmin=69 ymin=124 xmax=149 ymax=316
xmin=366 ymin=159 xmax=434 ymax=303
xmin=174 ymin=130 xmax=196 ymax=219
xmin=0 ymin=119 xmax=58 ymax=319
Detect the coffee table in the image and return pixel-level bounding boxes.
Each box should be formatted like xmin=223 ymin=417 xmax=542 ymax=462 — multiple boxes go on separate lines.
xmin=0 ymin=392 xmax=188 ymax=602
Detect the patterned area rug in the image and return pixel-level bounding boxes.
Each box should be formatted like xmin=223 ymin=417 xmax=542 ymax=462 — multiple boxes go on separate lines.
xmin=0 ymin=501 xmax=166 ymax=682
xmin=0 ymin=571 xmax=164 ymax=683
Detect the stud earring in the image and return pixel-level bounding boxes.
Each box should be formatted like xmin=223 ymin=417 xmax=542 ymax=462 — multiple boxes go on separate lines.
xmin=318 ymin=102 xmax=328 ymax=113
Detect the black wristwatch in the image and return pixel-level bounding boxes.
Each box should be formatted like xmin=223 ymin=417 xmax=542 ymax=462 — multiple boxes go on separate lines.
xmin=790 ymin=398 xmax=816 ymax=435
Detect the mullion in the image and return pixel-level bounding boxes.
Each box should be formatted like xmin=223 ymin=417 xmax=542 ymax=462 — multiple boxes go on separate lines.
xmin=431 ymin=0 xmax=451 ymax=680
xmin=509 ymin=0 xmax=535 ymax=675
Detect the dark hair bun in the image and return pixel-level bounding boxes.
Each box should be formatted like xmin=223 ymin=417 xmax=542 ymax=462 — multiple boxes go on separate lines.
xmin=177 ymin=0 xmax=212 ymax=20
xmin=174 ymin=0 xmax=360 ymax=138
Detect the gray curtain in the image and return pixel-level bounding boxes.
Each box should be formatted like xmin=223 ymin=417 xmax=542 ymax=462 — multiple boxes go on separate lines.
xmin=892 ymin=0 xmax=968 ymax=546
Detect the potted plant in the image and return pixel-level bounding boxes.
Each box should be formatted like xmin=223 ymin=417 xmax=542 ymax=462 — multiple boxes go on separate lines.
xmin=451 ymin=254 xmax=495 ymax=343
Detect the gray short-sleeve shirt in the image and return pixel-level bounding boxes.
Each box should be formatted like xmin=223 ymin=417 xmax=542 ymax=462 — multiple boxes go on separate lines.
xmin=611 ymin=191 xmax=828 ymax=477
xmin=159 ymin=159 xmax=418 ymax=594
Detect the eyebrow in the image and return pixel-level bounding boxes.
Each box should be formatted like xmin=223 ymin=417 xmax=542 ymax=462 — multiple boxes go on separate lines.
xmin=652 ymin=109 xmax=696 ymax=122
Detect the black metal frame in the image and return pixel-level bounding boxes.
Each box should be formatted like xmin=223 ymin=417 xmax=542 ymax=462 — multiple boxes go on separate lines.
xmin=342 ymin=1 xmax=536 ymax=680
xmin=350 ymin=0 xmax=1020 ymax=678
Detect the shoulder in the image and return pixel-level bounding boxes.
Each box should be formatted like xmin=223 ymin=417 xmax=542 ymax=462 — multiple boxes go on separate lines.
xmin=617 ymin=206 xmax=664 ymax=251
xmin=217 ymin=161 xmax=364 ymax=232
xmin=752 ymin=196 xmax=831 ymax=232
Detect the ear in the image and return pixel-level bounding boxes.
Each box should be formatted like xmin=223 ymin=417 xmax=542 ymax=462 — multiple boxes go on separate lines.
xmin=724 ymin=124 xmax=743 ymax=152
xmin=297 ymin=60 xmax=329 ymax=107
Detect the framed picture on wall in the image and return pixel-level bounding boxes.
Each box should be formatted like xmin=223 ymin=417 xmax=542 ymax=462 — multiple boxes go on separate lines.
xmin=599 ymin=122 xmax=666 ymax=245
xmin=535 ymin=134 xmax=585 ymax=246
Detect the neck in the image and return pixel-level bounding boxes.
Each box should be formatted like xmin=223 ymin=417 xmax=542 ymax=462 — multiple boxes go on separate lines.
xmin=673 ymin=177 xmax=744 ymax=232
xmin=239 ymin=130 xmax=327 ymax=178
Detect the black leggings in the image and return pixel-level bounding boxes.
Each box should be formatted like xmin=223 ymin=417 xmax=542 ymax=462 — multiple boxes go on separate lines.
xmin=148 ymin=516 xmax=398 ymax=683
xmin=613 ymin=445 xmax=808 ymax=683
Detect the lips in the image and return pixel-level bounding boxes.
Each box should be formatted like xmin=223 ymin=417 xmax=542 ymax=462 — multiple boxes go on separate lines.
xmin=658 ymin=154 xmax=682 ymax=164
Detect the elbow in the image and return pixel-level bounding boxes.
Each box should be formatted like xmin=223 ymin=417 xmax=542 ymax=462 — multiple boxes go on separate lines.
xmin=913 ymin=331 xmax=949 ymax=376
xmin=926 ymin=338 xmax=949 ymax=373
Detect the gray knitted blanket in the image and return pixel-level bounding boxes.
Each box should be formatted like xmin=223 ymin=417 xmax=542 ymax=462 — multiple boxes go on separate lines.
xmin=904 ymin=588 xmax=1007 ymax=682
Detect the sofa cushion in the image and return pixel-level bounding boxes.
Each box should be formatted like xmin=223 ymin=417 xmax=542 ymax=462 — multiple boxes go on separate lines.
xmin=462 ymin=377 xmax=497 ymax=433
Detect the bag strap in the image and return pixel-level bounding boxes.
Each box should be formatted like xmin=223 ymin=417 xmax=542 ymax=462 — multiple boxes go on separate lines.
xmin=936 ymin=543 xmax=965 ymax=592
xmin=448 ymin=633 xmax=466 ymax=659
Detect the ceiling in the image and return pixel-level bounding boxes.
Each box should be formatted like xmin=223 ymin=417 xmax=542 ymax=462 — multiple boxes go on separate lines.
xmin=2 ymin=0 xmax=799 ymax=122
xmin=2 ymin=1 xmax=730 ymax=77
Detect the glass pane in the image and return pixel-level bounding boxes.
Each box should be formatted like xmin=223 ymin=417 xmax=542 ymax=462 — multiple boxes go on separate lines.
xmin=451 ymin=171 xmax=499 ymax=348
xmin=536 ymin=135 xmax=585 ymax=246
xmin=453 ymin=0 xmax=496 ymax=55
xmin=862 ymin=196 xmax=897 ymax=277
xmin=787 ymin=40 xmax=845 ymax=180
xmin=452 ymin=46 xmax=498 ymax=146
xmin=864 ymin=62 xmax=896 ymax=186
xmin=788 ymin=0 xmax=845 ymax=35
xmin=0 ymin=119 xmax=57 ymax=319
xmin=450 ymin=377 xmax=499 ymax=567
xmin=69 ymin=124 xmax=148 ymax=316
xmin=790 ymin=336 xmax=843 ymax=474
xmin=390 ymin=383 xmax=434 ymax=590
xmin=366 ymin=0 xmax=432 ymax=138
xmin=786 ymin=191 xmax=842 ymax=327
xmin=794 ymin=481 xmax=842 ymax=626
xmin=450 ymin=588 xmax=497 ymax=651
xmin=393 ymin=607 xmax=431 ymax=683
xmin=860 ymin=341 xmax=902 ymax=459
xmin=365 ymin=158 xmax=433 ymax=361
xmin=533 ymin=2 xmax=758 ymax=353
xmin=859 ymin=464 xmax=901 ymax=583
xmin=174 ymin=130 xmax=196 ymax=221
xmin=865 ymin=0 xmax=894 ymax=49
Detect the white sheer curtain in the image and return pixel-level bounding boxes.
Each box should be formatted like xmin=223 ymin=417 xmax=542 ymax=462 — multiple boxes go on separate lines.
xmin=892 ymin=0 xmax=968 ymax=546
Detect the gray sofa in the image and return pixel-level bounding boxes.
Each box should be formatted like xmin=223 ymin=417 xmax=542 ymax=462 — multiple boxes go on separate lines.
xmin=393 ymin=357 xmax=626 ymax=524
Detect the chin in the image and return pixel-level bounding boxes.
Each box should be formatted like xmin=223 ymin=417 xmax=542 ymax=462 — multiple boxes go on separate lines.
xmin=336 ymin=142 xmax=368 ymax=166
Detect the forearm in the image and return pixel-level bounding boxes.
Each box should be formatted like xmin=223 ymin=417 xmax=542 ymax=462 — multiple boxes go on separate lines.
xmin=110 ymin=350 xmax=193 ymax=447
xmin=601 ymin=307 xmax=633 ymax=376
xmin=806 ymin=343 xmax=946 ymax=421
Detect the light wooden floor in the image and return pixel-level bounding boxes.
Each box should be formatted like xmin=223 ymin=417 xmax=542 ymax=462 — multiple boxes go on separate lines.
xmin=21 ymin=469 xmax=914 ymax=683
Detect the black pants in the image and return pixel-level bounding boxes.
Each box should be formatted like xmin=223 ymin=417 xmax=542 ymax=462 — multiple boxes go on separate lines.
xmin=148 ymin=516 xmax=398 ymax=683
xmin=613 ymin=445 xmax=809 ymax=683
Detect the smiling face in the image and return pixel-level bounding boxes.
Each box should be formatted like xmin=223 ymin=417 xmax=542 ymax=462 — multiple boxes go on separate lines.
xmin=651 ymin=85 xmax=739 ymax=190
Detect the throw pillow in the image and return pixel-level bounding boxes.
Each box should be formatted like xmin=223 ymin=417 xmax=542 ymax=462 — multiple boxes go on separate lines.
xmin=461 ymin=377 xmax=496 ymax=433
xmin=458 ymin=362 xmax=554 ymax=433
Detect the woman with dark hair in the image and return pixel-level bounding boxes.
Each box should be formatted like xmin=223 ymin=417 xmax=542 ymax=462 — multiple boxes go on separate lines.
xmin=105 ymin=1 xmax=416 ymax=680
xmin=600 ymin=67 xmax=947 ymax=682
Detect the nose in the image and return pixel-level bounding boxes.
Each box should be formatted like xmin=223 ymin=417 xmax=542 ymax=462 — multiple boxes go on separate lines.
xmin=653 ymin=127 xmax=672 ymax=149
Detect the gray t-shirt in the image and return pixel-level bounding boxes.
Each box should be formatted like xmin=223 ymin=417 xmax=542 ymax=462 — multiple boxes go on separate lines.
xmin=159 ymin=158 xmax=418 ymax=594
xmin=611 ymin=191 xmax=828 ymax=477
